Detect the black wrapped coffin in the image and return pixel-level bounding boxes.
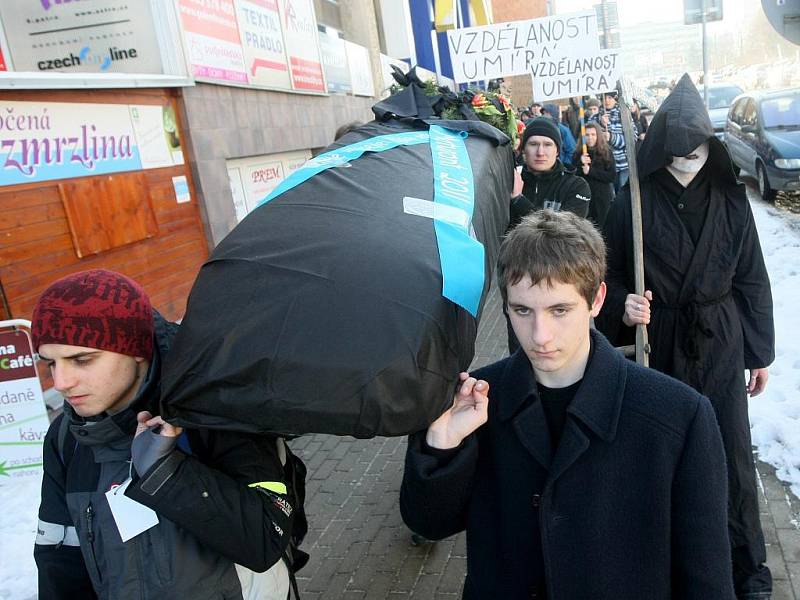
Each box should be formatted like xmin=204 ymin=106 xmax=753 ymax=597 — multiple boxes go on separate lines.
xmin=160 ymin=118 xmax=513 ymax=437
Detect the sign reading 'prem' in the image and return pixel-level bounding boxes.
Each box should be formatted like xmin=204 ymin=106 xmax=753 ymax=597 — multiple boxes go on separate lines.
xmin=0 ymin=0 xmax=164 ymax=75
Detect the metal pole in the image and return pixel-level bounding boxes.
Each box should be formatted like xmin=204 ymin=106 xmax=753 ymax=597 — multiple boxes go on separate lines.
xmin=701 ymin=0 xmax=709 ymax=108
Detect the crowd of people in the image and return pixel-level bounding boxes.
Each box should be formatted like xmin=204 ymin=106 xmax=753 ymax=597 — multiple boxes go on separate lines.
xmin=28 ymin=75 xmax=775 ymax=600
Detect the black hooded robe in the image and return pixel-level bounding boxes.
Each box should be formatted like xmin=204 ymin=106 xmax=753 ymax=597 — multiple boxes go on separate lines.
xmin=598 ymin=74 xmax=775 ymax=594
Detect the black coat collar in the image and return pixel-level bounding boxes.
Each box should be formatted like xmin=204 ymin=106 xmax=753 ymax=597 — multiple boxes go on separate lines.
xmin=496 ymin=330 xmax=626 ymax=444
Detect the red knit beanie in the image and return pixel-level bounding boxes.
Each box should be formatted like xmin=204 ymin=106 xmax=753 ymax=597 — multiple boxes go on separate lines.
xmin=31 ymin=269 xmax=154 ymax=360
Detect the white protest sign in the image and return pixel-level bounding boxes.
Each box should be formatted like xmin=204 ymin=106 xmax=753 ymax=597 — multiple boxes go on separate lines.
xmin=532 ymin=48 xmax=622 ymax=101
xmin=0 ymin=329 xmax=49 ymax=482
xmin=445 ymin=10 xmax=623 ymax=101
xmin=446 ymin=11 xmax=598 ymax=83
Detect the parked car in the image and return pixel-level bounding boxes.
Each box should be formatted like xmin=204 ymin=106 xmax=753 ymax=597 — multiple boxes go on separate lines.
xmin=706 ymin=83 xmax=743 ymax=140
xmin=725 ymin=88 xmax=800 ymax=201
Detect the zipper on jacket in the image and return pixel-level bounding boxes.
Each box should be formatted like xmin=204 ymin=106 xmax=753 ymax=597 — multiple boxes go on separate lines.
xmin=85 ymin=503 xmax=102 ymax=582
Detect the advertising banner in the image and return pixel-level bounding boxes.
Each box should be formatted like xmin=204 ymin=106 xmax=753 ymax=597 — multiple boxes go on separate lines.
xmin=279 ymin=0 xmax=325 ymax=92
xmin=0 ymin=330 xmax=49 ymax=481
xmin=236 ymin=0 xmax=292 ymax=89
xmin=0 ymin=47 xmax=6 ymax=72
xmin=129 ymin=105 xmax=185 ymax=170
xmin=178 ymin=0 xmax=248 ymax=84
xmin=227 ymin=149 xmax=311 ymax=219
xmin=345 ymin=41 xmax=374 ymax=97
xmin=0 ymin=101 xmax=185 ymax=186
xmin=318 ymin=26 xmax=351 ymax=94
xmin=0 ymin=0 xmax=164 ymax=74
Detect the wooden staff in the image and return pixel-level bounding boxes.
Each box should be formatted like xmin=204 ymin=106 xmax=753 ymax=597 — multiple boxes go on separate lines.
xmin=616 ymin=79 xmax=650 ymax=367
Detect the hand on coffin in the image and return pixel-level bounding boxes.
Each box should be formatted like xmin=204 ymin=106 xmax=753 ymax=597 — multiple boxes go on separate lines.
xmin=425 ymin=372 xmax=490 ymax=450
xmin=512 ymin=166 xmax=524 ymax=197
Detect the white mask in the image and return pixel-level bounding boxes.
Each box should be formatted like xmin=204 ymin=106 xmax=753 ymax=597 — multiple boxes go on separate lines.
xmin=666 ymin=142 xmax=709 ymax=187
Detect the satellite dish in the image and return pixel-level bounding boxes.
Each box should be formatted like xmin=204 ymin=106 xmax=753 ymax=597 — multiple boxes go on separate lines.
xmin=762 ymin=0 xmax=800 ymax=45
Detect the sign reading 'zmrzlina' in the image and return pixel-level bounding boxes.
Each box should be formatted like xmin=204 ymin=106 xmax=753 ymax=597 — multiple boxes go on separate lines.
xmin=0 ymin=101 xmax=185 ymax=186
xmin=0 ymin=330 xmax=49 ymax=481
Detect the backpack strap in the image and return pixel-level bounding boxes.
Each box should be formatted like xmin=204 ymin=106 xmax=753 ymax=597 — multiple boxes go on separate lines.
xmin=56 ymin=414 xmax=77 ymax=468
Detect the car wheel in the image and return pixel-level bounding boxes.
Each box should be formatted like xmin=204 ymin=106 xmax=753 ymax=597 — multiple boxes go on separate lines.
xmin=757 ymin=162 xmax=776 ymax=202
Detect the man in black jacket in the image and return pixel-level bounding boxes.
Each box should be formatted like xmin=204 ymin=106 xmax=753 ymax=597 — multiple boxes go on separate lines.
xmin=598 ymin=73 xmax=775 ymax=600
xmin=32 ymin=269 xmax=299 ymax=599
xmin=400 ymin=210 xmax=733 ymax=599
xmin=511 ymin=117 xmax=591 ymax=223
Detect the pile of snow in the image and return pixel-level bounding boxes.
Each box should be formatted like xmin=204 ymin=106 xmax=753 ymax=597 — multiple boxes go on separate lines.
xmin=0 ymin=475 xmax=41 ymax=599
xmin=748 ymin=198 xmax=800 ymax=497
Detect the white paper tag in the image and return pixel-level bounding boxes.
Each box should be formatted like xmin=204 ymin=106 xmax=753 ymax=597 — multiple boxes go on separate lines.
xmin=105 ymin=478 xmax=159 ymax=542
xmin=403 ymin=196 xmax=470 ymax=229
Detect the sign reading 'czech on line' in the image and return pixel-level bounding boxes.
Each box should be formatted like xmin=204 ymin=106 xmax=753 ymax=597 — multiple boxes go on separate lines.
xmin=0 ymin=330 xmax=49 ymax=481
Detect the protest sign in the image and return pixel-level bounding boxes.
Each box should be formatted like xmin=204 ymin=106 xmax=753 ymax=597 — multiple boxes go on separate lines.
xmin=445 ymin=10 xmax=623 ymax=102
xmin=532 ymin=48 xmax=622 ymax=101
xmin=0 ymin=329 xmax=48 ymax=481
xmin=446 ymin=12 xmax=598 ymax=83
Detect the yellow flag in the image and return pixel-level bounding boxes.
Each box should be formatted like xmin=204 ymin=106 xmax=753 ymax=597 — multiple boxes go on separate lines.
xmin=434 ymin=0 xmax=457 ymax=31
xmin=468 ymin=0 xmax=491 ymax=26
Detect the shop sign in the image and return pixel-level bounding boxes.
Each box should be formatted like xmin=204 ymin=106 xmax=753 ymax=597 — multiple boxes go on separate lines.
xmin=318 ymin=26 xmax=350 ymax=94
xmin=0 ymin=101 xmax=185 ymax=186
xmin=279 ymin=0 xmax=325 ymax=92
xmin=236 ymin=0 xmax=292 ymax=89
xmin=345 ymin=41 xmax=374 ymax=97
xmin=0 ymin=330 xmax=49 ymax=481
xmin=0 ymin=1 xmax=163 ymax=74
xmin=178 ymin=0 xmax=248 ymax=84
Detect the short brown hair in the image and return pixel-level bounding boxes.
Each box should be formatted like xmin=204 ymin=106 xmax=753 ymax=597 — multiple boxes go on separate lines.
xmin=497 ymin=210 xmax=606 ymax=308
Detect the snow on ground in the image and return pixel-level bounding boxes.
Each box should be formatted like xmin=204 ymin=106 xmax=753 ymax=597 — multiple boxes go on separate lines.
xmin=747 ymin=193 xmax=800 ymax=497
xmin=2 ymin=191 xmax=800 ymax=599
xmin=0 ymin=474 xmax=41 ymax=599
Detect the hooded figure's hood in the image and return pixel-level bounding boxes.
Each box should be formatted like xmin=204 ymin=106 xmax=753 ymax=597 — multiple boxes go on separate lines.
xmin=637 ymin=73 xmax=737 ymax=185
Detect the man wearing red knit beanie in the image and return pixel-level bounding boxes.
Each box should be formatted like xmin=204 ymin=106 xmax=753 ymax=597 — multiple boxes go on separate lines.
xmin=32 ymin=269 xmax=304 ymax=600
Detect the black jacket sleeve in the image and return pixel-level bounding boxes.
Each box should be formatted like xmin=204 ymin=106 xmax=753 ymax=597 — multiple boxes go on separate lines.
xmin=596 ymin=190 xmax=635 ymax=345
xmin=671 ymin=397 xmax=735 ymax=598
xmin=34 ymin=416 xmax=97 ymax=600
xmin=511 ymin=193 xmax=535 ymax=224
xmin=126 ymin=430 xmax=293 ymax=573
xmin=732 ymin=200 xmax=775 ymax=369
xmin=399 ymin=431 xmax=478 ymax=540
xmin=558 ymin=176 xmax=591 ymax=218
xmin=586 ymin=156 xmax=616 ymax=185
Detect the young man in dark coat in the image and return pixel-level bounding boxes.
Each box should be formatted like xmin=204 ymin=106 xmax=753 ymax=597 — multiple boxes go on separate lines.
xmin=511 ymin=117 xmax=591 ymax=223
xmin=401 ymin=210 xmax=734 ymax=600
xmin=32 ymin=269 xmax=300 ymax=600
xmin=598 ymin=73 xmax=775 ymax=600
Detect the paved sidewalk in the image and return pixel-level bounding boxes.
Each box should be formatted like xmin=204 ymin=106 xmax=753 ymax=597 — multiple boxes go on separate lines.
xmin=290 ymin=284 xmax=800 ymax=599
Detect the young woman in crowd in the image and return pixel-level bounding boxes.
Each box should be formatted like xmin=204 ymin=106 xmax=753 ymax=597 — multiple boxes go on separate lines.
xmin=574 ymin=121 xmax=617 ymax=228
